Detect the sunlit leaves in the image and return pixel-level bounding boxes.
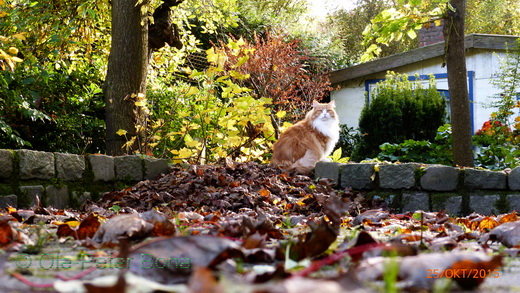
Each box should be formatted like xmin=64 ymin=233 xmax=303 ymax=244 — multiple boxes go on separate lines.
xmin=362 ymin=0 xmax=450 ymax=61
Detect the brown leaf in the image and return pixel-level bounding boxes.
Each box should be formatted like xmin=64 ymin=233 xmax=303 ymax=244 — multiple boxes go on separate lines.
xmin=450 ymin=255 xmax=502 ymax=289
xmin=480 ymin=221 xmax=520 ymax=248
xmin=140 ymin=209 xmax=176 ymax=237
xmin=0 ymin=222 xmax=15 ymax=248
xmin=242 ymin=231 xmax=266 ymax=249
xmin=498 ymin=211 xmax=518 ymax=223
xmin=355 ymin=251 xmax=503 ymax=291
xmin=57 ymin=214 xmax=101 ymax=240
xmin=187 ymin=267 xmax=223 ymax=293
xmin=353 ymin=209 xmax=389 ymax=226
xmin=478 ymin=216 xmax=500 ymax=231
xmin=127 ymin=235 xmax=244 ymax=284
xmin=93 ymin=214 xmax=154 ymax=247
xmin=258 ymin=188 xmax=271 ymax=198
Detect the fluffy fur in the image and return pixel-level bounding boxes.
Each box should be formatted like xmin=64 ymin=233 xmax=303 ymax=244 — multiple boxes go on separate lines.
xmin=270 ymin=100 xmax=340 ymax=174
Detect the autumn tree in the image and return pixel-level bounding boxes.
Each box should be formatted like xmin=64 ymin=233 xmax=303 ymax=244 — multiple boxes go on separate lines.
xmin=221 ymin=32 xmax=332 ymax=138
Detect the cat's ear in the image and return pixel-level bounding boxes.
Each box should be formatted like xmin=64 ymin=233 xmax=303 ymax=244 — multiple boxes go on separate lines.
xmin=329 ymin=100 xmax=336 ymax=108
xmin=312 ymin=100 xmax=320 ymax=108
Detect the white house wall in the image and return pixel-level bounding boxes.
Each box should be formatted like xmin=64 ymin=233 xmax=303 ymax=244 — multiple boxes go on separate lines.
xmin=331 ymin=49 xmax=511 ymax=133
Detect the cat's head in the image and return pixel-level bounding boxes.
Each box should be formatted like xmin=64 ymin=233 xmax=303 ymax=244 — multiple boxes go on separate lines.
xmin=306 ymin=100 xmax=337 ymax=122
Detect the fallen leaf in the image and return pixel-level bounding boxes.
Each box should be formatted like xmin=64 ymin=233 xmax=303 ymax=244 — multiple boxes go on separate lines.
xmin=93 ymin=214 xmax=154 ymax=247
xmin=187 ymin=267 xmax=223 ymax=293
xmin=478 ymin=216 xmax=499 ymax=231
xmin=480 ymin=221 xmax=520 ymax=247
xmin=127 ymin=235 xmax=244 ymax=284
xmin=140 ymin=209 xmax=175 ymax=237
xmin=57 ymin=214 xmax=101 ymax=240
xmin=352 ymin=209 xmax=389 ymax=226
xmin=355 ymin=251 xmax=503 ymax=291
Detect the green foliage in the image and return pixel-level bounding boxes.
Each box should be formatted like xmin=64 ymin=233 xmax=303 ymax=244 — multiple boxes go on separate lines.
xmin=377 ymin=124 xmax=453 ymax=164
xmin=0 ymin=61 xmax=105 ymax=153
xmin=354 ymin=72 xmax=447 ymax=160
xmin=466 ymin=0 xmax=520 ymax=36
xmin=361 ymin=0 xmax=449 ymax=61
xmin=336 ymin=124 xmax=363 ymax=159
xmin=125 ymin=39 xmax=277 ymax=163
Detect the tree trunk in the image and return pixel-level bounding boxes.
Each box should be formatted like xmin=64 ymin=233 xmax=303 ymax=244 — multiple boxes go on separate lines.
xmin=443 ymin=0 xmax=474 ymax=167
xmin=104 ymin=0 xmax=149 ymax=155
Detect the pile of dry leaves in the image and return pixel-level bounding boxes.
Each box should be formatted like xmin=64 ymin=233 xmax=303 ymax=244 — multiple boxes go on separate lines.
xmin=0 ymin=162 xmax=519 ymax=292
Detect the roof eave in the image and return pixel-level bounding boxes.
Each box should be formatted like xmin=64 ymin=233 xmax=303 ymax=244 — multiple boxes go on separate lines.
xmin=330 ymin=34 xmax=519 ymax=85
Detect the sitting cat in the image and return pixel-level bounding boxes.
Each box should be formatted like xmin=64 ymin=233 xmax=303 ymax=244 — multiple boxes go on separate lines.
xmin=270 ymin=100 xmax=340 ymax=174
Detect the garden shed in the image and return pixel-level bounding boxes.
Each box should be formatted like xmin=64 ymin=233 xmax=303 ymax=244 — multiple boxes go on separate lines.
xmin=329 ymin=33 xmax=519 ymax=133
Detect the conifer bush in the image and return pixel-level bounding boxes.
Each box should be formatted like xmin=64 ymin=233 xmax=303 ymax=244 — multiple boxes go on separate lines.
xmin=353 ymin=72 xmax=447 ymax=160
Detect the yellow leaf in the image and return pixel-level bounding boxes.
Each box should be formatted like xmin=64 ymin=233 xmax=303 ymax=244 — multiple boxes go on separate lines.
xmin=65 ymin=221 xmax=81 ymax=228
xmin=185 ymin=140 xmax=200 ymax=148
xmin=186 ymin=86 xmax=199 ymax=96
xmin=177 ymin=148 xmax=193 ymax=158
xmin=275 ymin=111 xmax=287 ymax=118
xmin=116 ymin=129 xmax=127 ymax=136
xmin=8 ymin=47 xmax=18 ymax=55
xmin=135 ymin=101 xmax=146 ymax=107
xmin=12 ymin=33 xmax=26 ymax=41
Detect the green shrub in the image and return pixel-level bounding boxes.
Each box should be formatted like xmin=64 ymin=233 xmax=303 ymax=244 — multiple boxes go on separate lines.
xmin=0 ymin=63 xmax=105 ymax=153
xmin=336 ymin=124 xmax=363 ymax=159
xmin=377 ymin=124 xmax=453 ymax=165
xmin=353 ymin=72 xmax=447 ymax=160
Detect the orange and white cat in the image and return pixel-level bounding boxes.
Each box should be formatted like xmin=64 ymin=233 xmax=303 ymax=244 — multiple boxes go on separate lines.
xmin=271 ymin=100 xmax=340 ymax=174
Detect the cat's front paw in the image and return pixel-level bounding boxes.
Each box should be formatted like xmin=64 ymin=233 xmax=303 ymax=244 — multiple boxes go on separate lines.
xmin=321 ymin=158 xmax=332 ymax=162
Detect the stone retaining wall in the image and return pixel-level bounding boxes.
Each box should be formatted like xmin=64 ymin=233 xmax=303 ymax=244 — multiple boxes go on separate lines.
xmin=0 ymin=149 xmax=170 ymax=209
xmin=315 ymin=162 xmax=520 ymax=216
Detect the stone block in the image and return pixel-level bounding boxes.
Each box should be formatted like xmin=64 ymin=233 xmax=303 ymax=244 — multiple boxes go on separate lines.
xmin=45 ymin=185 xmax=69 ymax=209
xmin=17 ymin=150 xmax=55 ymax=180
xmin=464 ymin=168 xmax=507 ymax=190
xmin=379 ymin=163 xmax=419 ymax=189
xmin=509 ymin=167 xmax=520 ymax=191
xmin=431 ymin=193 xmax=462 ymax=216
xmin=0 ymin=194 xmax=17 ymax=208
xmin=315 ymin=162 xmax=342 ymax=185
xmin=115 ymin=155 xmax=143 ymax=181
xmin=0 ymin=149 xmax=13 ymax=178
xmin=469 ymin=193 xmax=500 ymax=215
xmin=88 ymin=155 xmax=115 ymax=182
xmin=340 ymin=163 xmax=376 ymax=190
xmin=19 ymin=185 xmax=44 ymax=208
xmin=72 ymin=191 xmax=91 ymax=203
xmin=402 ymin=192 xmax=429 ymax=212
xmin=420 ymin=165 xmax=459 ymax=191
xmin=55 ymin=152 xmax=85 ymax=181
xmin=506 ymin=194 xmax=520 ymax=212
xmin=144 ymin=157 xmax=170 ymax=180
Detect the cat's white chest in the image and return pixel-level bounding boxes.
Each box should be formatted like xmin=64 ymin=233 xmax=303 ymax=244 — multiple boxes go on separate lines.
xmin=312 ymin=118 xmax=340 ymax=157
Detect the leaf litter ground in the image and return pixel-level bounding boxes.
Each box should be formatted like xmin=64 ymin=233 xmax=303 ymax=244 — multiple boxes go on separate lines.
xmin=1 ymin=161 xmax=520 ymax=292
